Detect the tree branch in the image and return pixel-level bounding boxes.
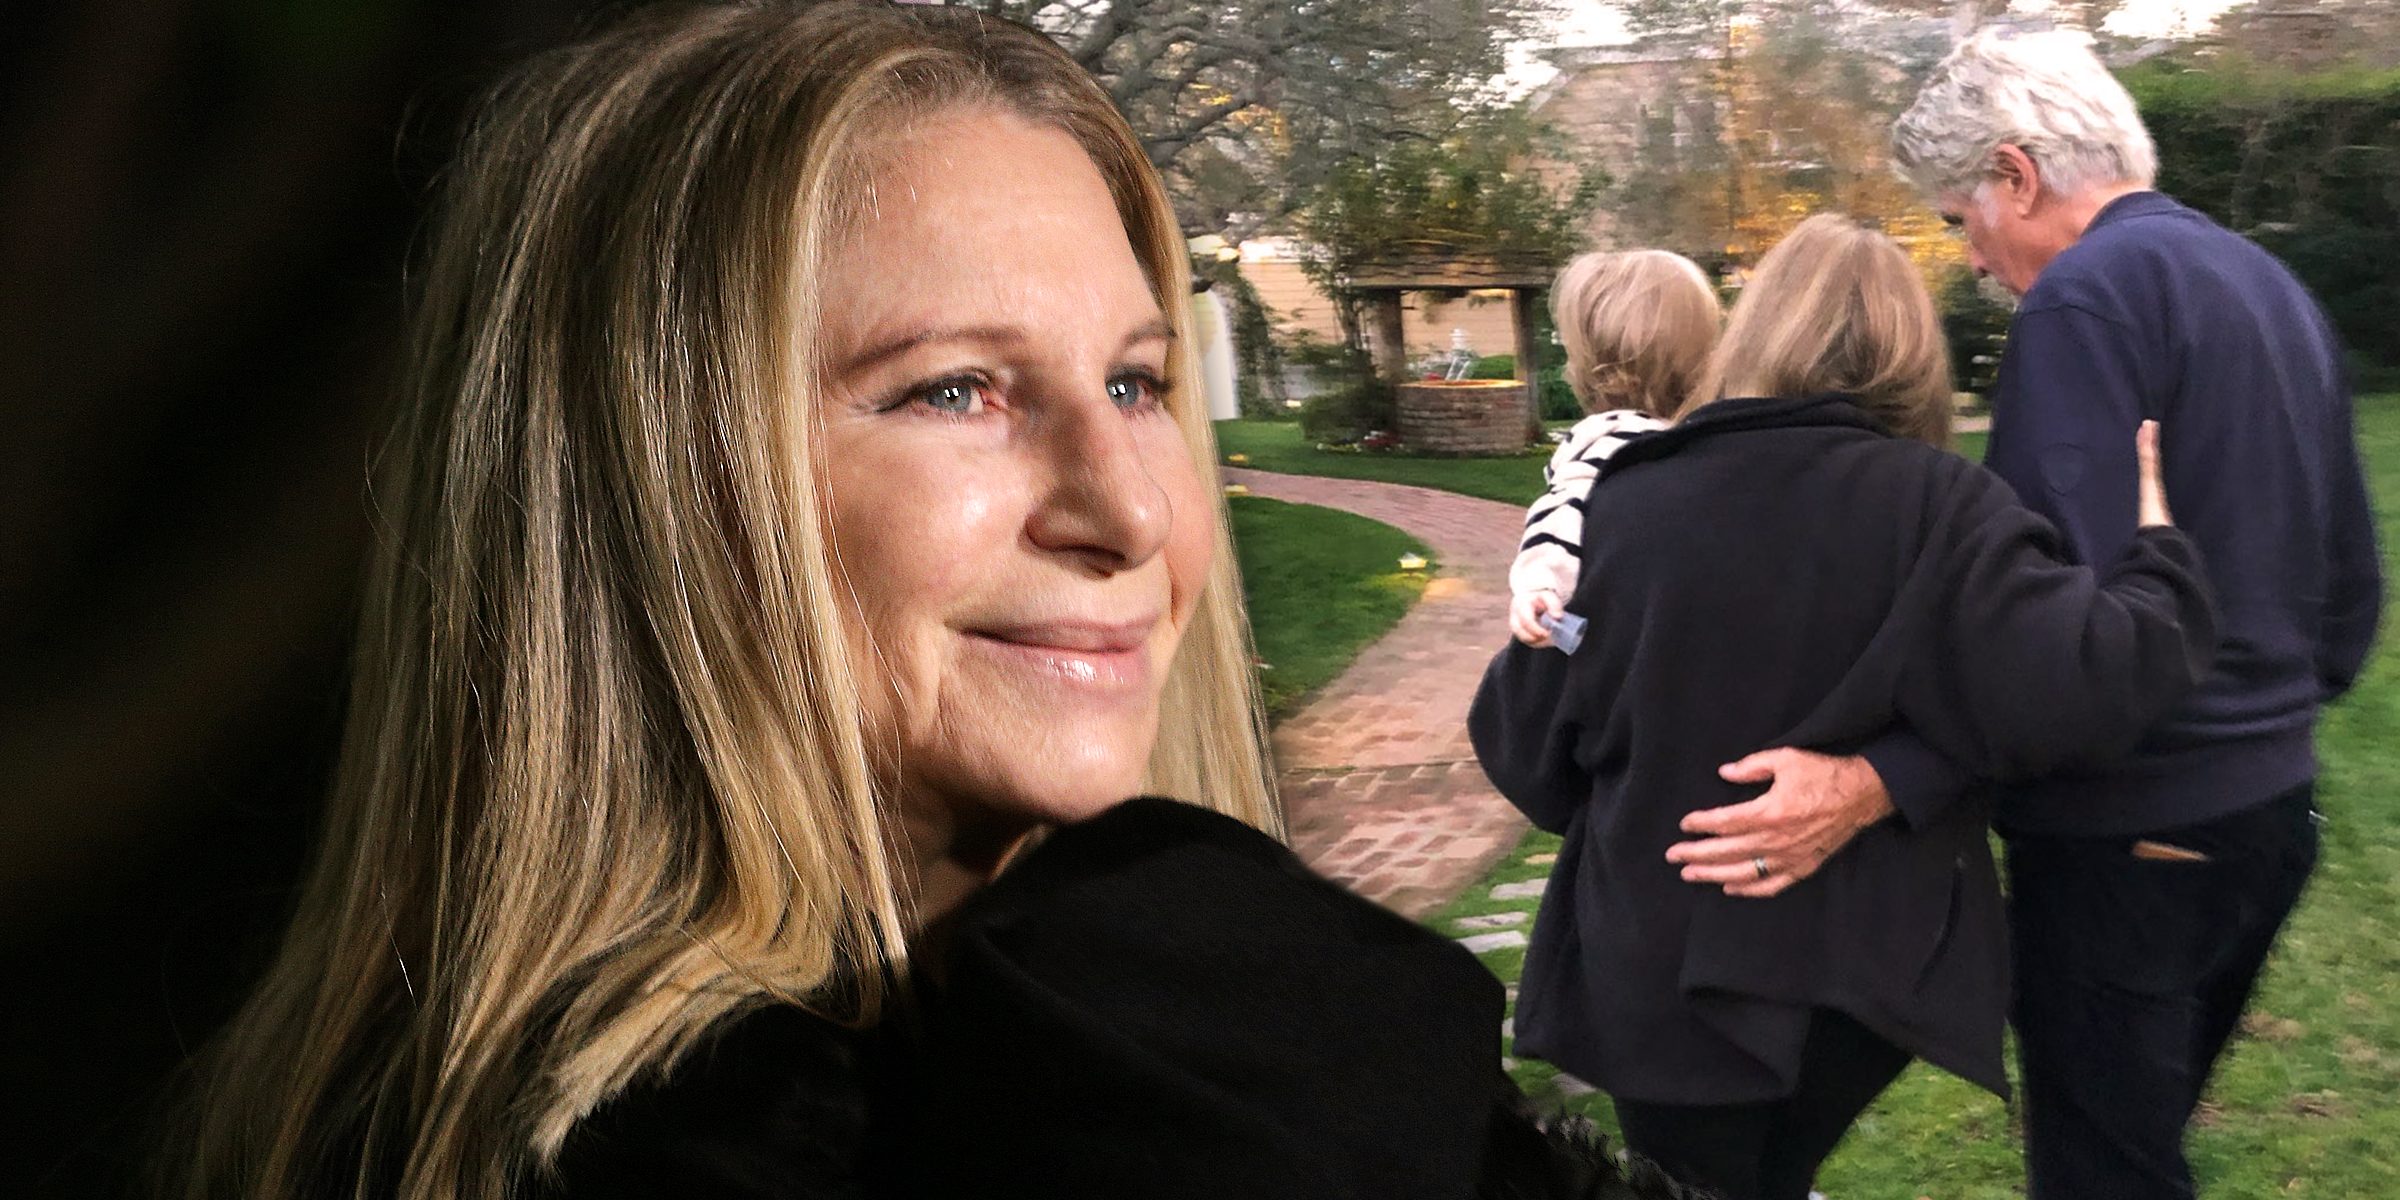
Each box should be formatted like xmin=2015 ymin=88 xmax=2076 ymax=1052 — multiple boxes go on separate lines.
xmin=1070 ymin=0 xmax=1135 ymax=71
xmin=1143 ymin=86 xmax=1263 ymax=161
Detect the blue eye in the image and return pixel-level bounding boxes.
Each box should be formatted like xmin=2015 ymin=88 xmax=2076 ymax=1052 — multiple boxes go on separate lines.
xmin=1108 ymin=372 xmax=1167 ymax=411
xmin=909 ymin=376 xmax=987 ymax=415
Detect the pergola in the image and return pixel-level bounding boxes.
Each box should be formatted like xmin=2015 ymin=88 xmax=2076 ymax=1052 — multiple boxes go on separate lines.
xmin=1339 ymin=247 xmax=1554 ymax=392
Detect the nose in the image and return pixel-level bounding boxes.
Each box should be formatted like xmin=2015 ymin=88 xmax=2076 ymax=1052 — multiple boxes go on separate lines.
xmin=1967 ymin=244 xmax=1989 ymax=278
xmin=1024 ymin=392 xmax=1173 ymax=574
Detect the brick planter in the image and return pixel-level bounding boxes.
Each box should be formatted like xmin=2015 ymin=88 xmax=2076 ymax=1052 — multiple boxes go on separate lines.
xmin=1396 ymin=379 xmax=1530 ymax=456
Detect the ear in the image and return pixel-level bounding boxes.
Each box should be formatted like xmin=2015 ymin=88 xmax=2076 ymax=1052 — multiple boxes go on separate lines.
xmin=1990 ymin=144 xmax=2042 ymax=217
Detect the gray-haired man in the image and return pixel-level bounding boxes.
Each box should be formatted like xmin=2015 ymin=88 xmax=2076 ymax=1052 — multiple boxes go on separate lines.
xmin=1660 ymin=27 xmax=2382 ymax=1199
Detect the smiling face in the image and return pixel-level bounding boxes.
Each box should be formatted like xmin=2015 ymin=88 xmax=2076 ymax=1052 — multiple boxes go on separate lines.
xmin=815 ymin=106 xmax=1211 ymax=881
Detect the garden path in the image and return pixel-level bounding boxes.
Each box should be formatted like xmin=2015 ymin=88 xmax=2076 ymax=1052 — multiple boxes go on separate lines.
xmin=1224 ymin=466 xmax=1532 ymax=918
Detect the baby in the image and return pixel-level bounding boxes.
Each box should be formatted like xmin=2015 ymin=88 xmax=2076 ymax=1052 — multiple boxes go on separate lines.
xmin=1510 ymin=250 xmax=1722 ymax=649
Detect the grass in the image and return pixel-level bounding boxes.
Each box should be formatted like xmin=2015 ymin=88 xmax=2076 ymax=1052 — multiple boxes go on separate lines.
xmin=1227 ymin=494 xmax=1429 ymax=720
xmin=1215 ymin=419 xmax=1994 ymax=512
xmin=1428 ymin=394 xmax=2400 ymax=1198
xmin=1216 ymin=419 xmax=1552 ymax=507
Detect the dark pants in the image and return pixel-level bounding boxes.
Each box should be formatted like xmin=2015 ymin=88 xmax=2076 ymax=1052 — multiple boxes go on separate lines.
xmin=1611 ymin=1008 xmax=1910 ymax=1200
xmin=2008 ymin=783 xmax=2320 ymax=1200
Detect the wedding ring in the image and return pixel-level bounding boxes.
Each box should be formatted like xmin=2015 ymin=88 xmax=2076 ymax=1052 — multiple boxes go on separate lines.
xmin=1752 ymin=855 xmax=1770 ymax=880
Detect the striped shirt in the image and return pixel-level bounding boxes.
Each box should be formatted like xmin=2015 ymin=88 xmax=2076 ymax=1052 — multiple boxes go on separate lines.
xmin=1510 ymin=409 xmax=1666 ymax=603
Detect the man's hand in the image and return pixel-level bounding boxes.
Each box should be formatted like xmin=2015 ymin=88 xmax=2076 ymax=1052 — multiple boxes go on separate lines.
xmin=1663 ymin=749 xmax=1896 ymax=897
xmin=1509 ymin=590 xmax=1561 ymax=647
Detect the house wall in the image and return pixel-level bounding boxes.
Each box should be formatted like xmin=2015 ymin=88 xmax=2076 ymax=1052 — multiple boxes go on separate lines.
xmin=1238 ymin=254 xmax=1523 ymax=368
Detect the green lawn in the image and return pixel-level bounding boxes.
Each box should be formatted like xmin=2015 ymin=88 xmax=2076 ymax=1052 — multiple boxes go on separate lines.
xmin=1215 ymin=419 xmax=1992 ymax=511
xmin=1228 ymin=495 xmax=1429 ymax=719
xmin=1217 ymin=420 xmax=1552 ymax=507
xmin=1430 ymin=394 xmax=2400 ymax=1198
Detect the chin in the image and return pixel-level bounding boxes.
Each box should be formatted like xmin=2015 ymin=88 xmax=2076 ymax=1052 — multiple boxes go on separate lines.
xmin=1013 ymin=749 xmax=1151 ymax=826
xmin=928 ymin=744 xmax=1151 ymax=837
xmin=903 ymin=691 xmax=1167 ymax=857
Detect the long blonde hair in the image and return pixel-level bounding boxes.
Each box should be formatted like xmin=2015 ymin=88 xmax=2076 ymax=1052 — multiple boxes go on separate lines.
xmin=175 ymin=5 xmax=1277 ymax=1197
xmin=1685 ymin=213 xmax=1954 ymax=447
xmin=1549 ymin=249 xmax=1722 ymax=418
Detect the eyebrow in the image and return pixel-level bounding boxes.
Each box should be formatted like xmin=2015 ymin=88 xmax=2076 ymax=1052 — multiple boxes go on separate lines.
xmin=836 ymin=315 xmax=1176 ymax=376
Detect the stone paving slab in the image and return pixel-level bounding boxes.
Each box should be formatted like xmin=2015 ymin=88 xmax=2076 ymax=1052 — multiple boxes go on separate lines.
xmin=1226 ymin=466 xmax=1535 ymax=918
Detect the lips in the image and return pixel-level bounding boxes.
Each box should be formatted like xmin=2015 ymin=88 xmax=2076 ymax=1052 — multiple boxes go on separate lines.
xmin=970 ymin=617 xmax=1155 ymax=654
xmin=963 ymin=617 xmax=1159 ymax=690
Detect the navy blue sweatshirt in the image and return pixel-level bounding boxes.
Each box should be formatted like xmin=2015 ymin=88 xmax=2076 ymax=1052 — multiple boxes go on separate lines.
xmin=1869 ymin=192 xmax=2382 ymax=838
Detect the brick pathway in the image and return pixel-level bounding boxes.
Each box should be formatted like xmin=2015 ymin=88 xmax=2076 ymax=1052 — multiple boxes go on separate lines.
xmin=1225 ymin=467 xmax=1534 ymax=918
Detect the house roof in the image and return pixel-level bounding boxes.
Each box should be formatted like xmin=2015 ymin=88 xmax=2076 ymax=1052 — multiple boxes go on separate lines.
xmin=1339 ymin=251 xmax=1554 ymax=290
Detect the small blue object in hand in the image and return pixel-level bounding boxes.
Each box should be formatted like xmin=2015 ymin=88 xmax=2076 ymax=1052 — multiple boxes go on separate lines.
xmin=1539 ymin=611 xmax=1586 ymax=655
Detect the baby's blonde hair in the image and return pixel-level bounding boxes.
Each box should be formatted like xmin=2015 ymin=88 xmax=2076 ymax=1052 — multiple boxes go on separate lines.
xmin=1550 ymin=249 xmax=1722 ymax=418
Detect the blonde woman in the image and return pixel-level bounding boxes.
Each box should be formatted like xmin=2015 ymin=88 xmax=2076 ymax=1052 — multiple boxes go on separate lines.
xmin=1470 ymin=214 xmax=2218 ymax=1200
xmin=168 ymin=5 xmax=1711 ymax=1199
xmin=1509 ymin=250 xmax=1720 ymax=648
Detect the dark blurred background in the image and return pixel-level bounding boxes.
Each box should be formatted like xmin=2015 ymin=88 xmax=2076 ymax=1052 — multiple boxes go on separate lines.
xmin=0 ymin=2 xmax=620 ymax=1192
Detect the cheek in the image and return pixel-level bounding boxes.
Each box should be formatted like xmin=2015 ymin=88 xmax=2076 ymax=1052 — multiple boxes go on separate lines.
xmin=1150 ymin=430 xmax=1216 ymax=627
xmin=826 ymin=450 xmax=1021 ymax=691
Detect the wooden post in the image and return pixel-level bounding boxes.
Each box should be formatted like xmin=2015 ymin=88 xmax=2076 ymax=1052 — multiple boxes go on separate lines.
xmin=1370 ymin=290 xmax=1409 ymax=384
xmin=1511 ymin=287 xmax=1545 ymax=445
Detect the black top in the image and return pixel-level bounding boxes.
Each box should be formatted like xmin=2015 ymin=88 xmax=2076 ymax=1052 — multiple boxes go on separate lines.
xmin=1468 ymin=395 xmax=2219 ymax=1106
xmin=543 ymin=798 xmax=1697 ymax=1199
xmin=545 ymin=1003 xmax=872 ymax=1200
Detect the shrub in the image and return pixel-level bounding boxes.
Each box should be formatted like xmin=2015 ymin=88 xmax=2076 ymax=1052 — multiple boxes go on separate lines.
xmin=2122 ymin=56 xmax=2400 ymax=376
xmin=2350 ymin=349 xmax=2400 ymax=395
xmin=1300 ymin=376 xmax=1398 ymax=443
xmin=1282 ymin=328 xmax=1353 ymax=383
xmin=1938 ymin=267 xmax=2013 ymax=398
xmin=1468 ymin=352 xmax=1517 ymax=378
xmin=2255 ymin=223 xmax=2400 ymax=376
xmin=1536 ymin=364 xmax=1578 ymax=421
xmin=1471 ymin=353 xmax=1580 ymax=421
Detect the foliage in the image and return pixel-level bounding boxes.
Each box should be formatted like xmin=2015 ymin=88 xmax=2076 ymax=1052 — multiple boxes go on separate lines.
xmin=1603 ymin=2 xmax=1966 ymax=286
xmin=1588 ymin=5 xmax=2400 ymax=380
xmin=1540 ymin=369 xmax=1580 ymax=421
xmin=1281 ymin=327 xmax=1354 ymax=379
xmin=1192 ymin=255 xmax=1293 ymax=419
xmin=1471 ymin=354 xmax=1580 ymax=420
xmin=2211 ymin=0 xmax=2400 ymax=73
xmin=1292 ymin=103 xmax=1605 ymax=353
xmin=948 ymin=0 xmax=1558 ymax=240
xmin=1297 ymin=376 xmax=1398 ymax=444
xmin=2120 ymin=50 xmax=2400 ymax=370
xmin=1295 ymin=105 xmax=1603 ymax=276
xmin=1938 ymin=267 xmax=2013 ymax=396
xmin=1214 ymin=420 xmax=1550 ymax=506
xmin=2352 ymin=351 xmax=2400 ymax=396
xmin=1227 ymin=496 xmax=1428 ymax=719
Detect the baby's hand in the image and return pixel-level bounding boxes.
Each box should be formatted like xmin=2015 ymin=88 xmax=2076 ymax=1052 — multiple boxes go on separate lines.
xmin=1510 ymin=591 xmax=1561 ymax=647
